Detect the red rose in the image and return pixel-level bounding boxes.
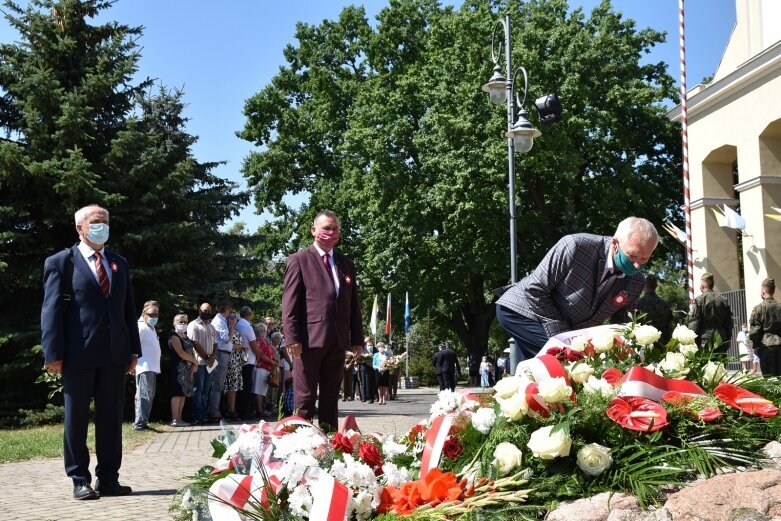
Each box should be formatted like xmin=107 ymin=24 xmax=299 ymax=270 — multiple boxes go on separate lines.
xmin=714 ymin=383 xmax=779 ymax=418
xmin=601 ymin=368 xmax=623 ymax=386
xmin=442 ymin=436 xmax=463 ymax=460
xmin=547 ymin=347 xmax=585 ymax=363
xmin=358 ymin=441 xmax=383 ymax=468
xmin=331 ymin=432 xmax=354 ymax=454
xmin=607 ymin=396 xmax=669 ymax=432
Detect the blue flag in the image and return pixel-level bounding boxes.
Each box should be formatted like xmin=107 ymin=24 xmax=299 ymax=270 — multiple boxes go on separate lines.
xmin=404 ymin=292 xmax=411 ymax=334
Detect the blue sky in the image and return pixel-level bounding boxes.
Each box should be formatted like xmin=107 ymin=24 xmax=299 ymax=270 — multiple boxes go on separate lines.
xmin=0 ymin=0 xmax=736 ymax=231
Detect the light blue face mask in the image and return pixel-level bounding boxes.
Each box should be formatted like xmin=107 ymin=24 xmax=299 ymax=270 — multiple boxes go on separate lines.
xmin=613 ymin=247 xmax=642 ymax=276
xmin=147 ymin=317 xmax=158 ymax=327
xmin=86 ymin=223 xmax=110 ymax=245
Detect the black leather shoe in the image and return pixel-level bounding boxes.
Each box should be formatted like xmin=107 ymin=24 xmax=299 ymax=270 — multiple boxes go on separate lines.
xmin=73 ymin=483 xmax=98 ymax=500
xmin=95 ymin=479 xmax=132 ymax=496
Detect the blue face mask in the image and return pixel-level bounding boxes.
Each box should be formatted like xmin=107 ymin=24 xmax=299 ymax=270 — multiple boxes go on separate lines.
xmin=147 ymin=317 xmax=158 ymax=327
xmin=613 ymin=247 xmax=642 ymax=276
xmin=86 ymin=223 xmax=110 ymax=245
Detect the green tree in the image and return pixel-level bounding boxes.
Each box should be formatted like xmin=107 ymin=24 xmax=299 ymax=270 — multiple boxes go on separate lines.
xmin=239 ymin=0 xmax=682 ymax=362
xmin=0 ymin=0 xmax=249 ymax=422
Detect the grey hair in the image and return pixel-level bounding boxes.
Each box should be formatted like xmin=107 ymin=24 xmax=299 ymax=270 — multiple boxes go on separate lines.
xmin=254 ymin=322 xmax=268 ymax=336
xmin=270 ymin=332 xmax=282 ymax=341
xmin=74 ymin=204 xmax=109 ymax=225
xmin=614 ymin=217 xmax=658 ymax=246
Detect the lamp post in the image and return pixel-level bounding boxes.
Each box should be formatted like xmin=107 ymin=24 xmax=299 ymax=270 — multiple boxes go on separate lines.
xmin=482 ymin=13 xmax=559 ymax=373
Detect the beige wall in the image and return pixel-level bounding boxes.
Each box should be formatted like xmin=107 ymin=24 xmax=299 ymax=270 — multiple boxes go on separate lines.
xmin=671 ymin=2 xmax=781 ymax=312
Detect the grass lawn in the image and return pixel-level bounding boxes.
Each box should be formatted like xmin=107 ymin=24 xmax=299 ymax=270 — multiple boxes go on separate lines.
xmin=0 ymin=422 xmax=158 ymax=464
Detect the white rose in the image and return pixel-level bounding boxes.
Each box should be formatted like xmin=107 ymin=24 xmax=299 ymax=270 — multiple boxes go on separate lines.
xmin=702 ymin=361 xmax=726 ymax=385
xmin=493 ymin=442 xmax=523 ymax=476
xmin=567 ymin=362 xmax=595 ymax=384
xmin=493 ymin=376 xmax=524 ymax=399
xmin=569 ymin=335 xmax=590 ymax=352
xmin=537 ymin=377 xmax=572 ymax=404
xmin=679 ymin=344 xmax=698 ymax=358
xmin=633 ymin=325 xmax=662 ymax=346
xmin=591 ymin=331 xmax=618 ymax=353
xmin=576 ymin=443 xmax=613 ymax=476
xmin=471 ymin=407 xmax=497 ymax=435
xmin=499 ymin=391 xmax=528 ymax=421
xmin=659 ymin=352 xmax=687 ymax=375
xmin=527 ymin=425 xmax=572 ymax=460
xmin=583 ymin=376 xmax=615 ymax=397
xmin=672 ymin=324 xmax=698 ymax=345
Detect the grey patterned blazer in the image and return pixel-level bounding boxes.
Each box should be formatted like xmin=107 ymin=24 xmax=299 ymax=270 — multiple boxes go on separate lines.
xmin=496 ymin=234 xmax=645 ymax=337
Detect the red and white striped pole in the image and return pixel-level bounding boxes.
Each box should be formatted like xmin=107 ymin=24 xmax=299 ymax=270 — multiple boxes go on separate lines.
xmin=679 ymin=0 xmax=695 ymax=304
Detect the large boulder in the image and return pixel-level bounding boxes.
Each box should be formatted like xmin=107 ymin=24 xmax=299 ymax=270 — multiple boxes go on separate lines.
xmin=663 ymin=469 xmax=781 ymax=521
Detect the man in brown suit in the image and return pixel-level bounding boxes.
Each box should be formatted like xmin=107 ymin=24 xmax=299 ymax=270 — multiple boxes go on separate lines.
xmin=282 ymin=210 xmax=364 ymax=430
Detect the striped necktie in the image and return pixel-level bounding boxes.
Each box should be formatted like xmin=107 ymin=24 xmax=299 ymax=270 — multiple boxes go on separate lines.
xmin=94 ymin=251 xmax=110 ymax=297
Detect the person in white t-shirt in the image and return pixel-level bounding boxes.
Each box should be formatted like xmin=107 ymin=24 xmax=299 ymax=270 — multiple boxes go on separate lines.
xmin=236 ymin=306 xmax=259 ymax=419
xmin=133 ymin=301 xmax=161 ymax=430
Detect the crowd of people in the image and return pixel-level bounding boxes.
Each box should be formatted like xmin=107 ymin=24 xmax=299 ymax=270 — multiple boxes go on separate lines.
xmin=130 ymin=299 xmax=291 ymax=429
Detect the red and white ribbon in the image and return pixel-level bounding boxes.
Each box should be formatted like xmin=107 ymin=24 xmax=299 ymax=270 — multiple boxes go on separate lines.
xmin=208 ymin=474 xmax=266 ymax=521
xmin=515 ymin=354 xmax=571 ymax=385
xmin=309 ymin=471 xmax=350 ymax=521
xmin=420 ymin=414 xmax=454 ymax=480
xmin=618 ymin=366 xmax=705 ymax=402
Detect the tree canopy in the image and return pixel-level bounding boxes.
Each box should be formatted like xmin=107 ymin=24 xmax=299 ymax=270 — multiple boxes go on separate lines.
xmin=239 ymin=0 xmax=683 ymax=357
xmin=0 ymin=0 xmax=252 ymax=422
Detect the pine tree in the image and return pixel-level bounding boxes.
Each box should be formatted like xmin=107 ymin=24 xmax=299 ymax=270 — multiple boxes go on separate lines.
xmin=0 ymin=0 xmax=250 ymax=422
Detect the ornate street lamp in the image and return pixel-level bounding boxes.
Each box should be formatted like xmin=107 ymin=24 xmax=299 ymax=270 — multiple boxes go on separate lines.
xmin=482 ymin=13 xmax=561 ymax=372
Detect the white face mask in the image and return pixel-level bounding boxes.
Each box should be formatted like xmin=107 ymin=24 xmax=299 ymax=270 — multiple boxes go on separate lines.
xmin=175 ymin=324 xmax=188 ymax=334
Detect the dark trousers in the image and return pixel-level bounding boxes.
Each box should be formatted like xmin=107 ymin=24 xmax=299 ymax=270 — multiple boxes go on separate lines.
xmin=360 ymin=364 xmax=376 ymax=401
xmin=496 ymin=304 xmax=549 ymax=366
xmin=436 ymin=373 xmax=445 ymax=390
xmin=63 ymin=364 xmax=126 ymax=485
xmin=342 ymin=368 xmax=354 ymax=400
xmin=442 ymin=370 xmax=456 ymax=391
xmin=293 ymin=343 xmax=344 ymax=431
xmin=758 ymin=345 xmax=781 ymax=376
xmin=236 ymin=364 xmax=255 ymax=418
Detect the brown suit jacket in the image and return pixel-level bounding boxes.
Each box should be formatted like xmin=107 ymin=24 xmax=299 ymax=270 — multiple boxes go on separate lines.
xmin=282 ymin=245 xmax=363 ymax=350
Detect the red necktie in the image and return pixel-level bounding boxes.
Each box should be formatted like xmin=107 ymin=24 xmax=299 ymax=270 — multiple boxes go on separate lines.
xmin=322 ymin=253 xmax=336 ymax=287
xmin=94 ymin=251 xmax=110 ymax=297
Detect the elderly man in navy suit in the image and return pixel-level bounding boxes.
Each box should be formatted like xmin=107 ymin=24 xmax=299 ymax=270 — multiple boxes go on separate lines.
xmin=497 ymin=217 xmax=658 ymax=365
xmin=282 ymin=210 xmax=364 ymax=431
xmin=41 ymin=204 xmax=142 ymax=500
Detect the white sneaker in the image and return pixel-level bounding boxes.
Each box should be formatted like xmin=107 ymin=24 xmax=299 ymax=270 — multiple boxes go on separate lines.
xmin=171 ymin=420 xmax=191 ymax=427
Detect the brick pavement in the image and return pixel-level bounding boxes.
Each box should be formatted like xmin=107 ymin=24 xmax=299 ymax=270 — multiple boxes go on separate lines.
xmin=0 ymin=386 xmax=441 ymax=520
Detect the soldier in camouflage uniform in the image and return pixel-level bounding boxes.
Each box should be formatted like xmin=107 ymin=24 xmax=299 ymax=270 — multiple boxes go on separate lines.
xmin=635 ymin=275 xmax=673 ymax=342
xmin=689 ymin=272 xmax=733 ymax=352
xmin=749 ymin=278 xmax=781 ymax=376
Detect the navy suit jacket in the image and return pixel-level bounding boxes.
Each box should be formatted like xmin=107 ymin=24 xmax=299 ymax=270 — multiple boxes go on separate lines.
xmin=497 ymin=234 xmax=645 ymax=337
xmin=282 ymin=245 xmax=363 ymax=350
xmin=41 ymin=243 xmax=142 ymax=370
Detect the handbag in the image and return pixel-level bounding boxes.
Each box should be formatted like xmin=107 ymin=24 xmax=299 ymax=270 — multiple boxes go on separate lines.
xmin=267 ymin=366 xmax=280 ymax=388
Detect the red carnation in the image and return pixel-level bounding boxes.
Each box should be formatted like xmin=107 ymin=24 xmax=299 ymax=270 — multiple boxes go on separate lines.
xmin=331 ymin=432 xmax=354 ymax=454
xmin=358 ymin=441 xmax=383 ymax=469
xmin=607 ymin=396 xmax=669 ymax=432
xmin=442 ymin=436 xmax=463 ymax=460
xmin=601 ymin=368 xmax=623 ymax=386
xmin=714 ymin=383 xmax=779 ymax=418
xmin=408 ymin=424 xmax=426 ymax=441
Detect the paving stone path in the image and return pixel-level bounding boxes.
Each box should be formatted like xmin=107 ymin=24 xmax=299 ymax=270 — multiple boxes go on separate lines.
xmin=0 ymin=386 xmax=440 ymax=520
